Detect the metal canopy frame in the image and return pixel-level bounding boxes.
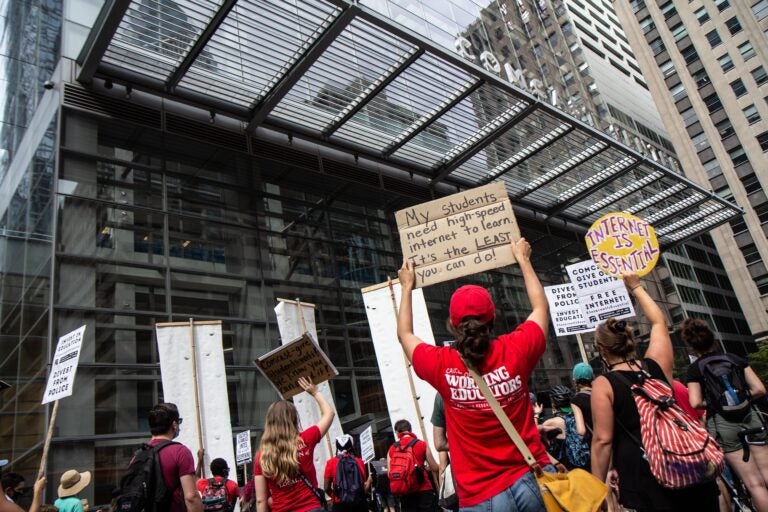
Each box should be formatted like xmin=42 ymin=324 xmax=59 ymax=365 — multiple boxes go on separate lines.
xmin=77 ymin=0 xmax=742 ymax=248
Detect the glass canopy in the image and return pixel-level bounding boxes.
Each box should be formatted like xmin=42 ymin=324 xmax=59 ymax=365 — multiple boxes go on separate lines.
xmin=78 ymin=0 xmax=741 ymax=247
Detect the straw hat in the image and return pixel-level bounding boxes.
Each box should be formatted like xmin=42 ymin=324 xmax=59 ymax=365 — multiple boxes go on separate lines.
xmin=58 ymin=470 xmax=91 ymax=498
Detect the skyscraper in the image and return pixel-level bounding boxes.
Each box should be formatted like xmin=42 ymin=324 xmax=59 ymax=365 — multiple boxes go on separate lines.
xmin=612 ymin=0 xmax=768 ymax=341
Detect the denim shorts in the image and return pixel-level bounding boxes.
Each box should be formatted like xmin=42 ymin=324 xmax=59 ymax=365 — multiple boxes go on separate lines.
xmin=459 ymin=466 xmax=555 ymax=512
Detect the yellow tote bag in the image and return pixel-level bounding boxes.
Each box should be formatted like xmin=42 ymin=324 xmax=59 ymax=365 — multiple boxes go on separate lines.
xmin=465 ymin=362 xmax=608 ymax=512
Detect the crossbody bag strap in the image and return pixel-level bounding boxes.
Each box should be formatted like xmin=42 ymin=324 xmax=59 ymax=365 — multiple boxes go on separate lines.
xmin=297 ymin=471 xmax=326 ymax=509
xmin=463 ymin=360 xmax=538 ymax=468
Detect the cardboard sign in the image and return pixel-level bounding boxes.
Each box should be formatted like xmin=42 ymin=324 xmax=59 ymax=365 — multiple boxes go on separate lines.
xmin=585 ymin=212 xmax=659 ymax=277
xmin=395 ymin=182 xmax=520 ymax=287
xmin=42 ymin=325 xmax=86 ymax=404
xmin=235 ymin=430 xmax=252 ymax=465
xmin=359 ymin=425 xmax=375 ymax=463
xmin=255 ymin=332 xmax=338 ymax=399
xmin=566 ymin=260 xmax=635 ymax=326
xmin=544 ymin=284 xmax=592 ymax=336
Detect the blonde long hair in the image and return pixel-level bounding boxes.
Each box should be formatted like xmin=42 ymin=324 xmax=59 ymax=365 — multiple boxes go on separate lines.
xmin=259 ymin=401 xmax=301 ymax=483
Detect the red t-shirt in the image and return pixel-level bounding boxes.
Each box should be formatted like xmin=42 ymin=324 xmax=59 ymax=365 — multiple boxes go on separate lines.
xmin=673 ymin=380 xmax=705 ymax=421
xmin=386 ymin=432 xmax=433 ymax=493
xmin=196 ymin=477 xmax=240 ymax=505
xmin=147 ymin=439 xmax=196 ymax=512
xmin=253 ymin=425 xmax=322 ymax=512
xmin=323 ymin=454 xmax=367 ymax=504
xmin=412 ymin=320 xmax=549 ymax=507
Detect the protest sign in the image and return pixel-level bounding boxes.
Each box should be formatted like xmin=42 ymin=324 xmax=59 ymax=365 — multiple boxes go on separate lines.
xmin=585 ymin=212 xmax=659 ymax=277
xmin=566 ymin=260 xmax=635 ymax=326
xmin=360 ymin=425 xmax=375 ymax=463
xmin=255 ymin=333 xmax=338 ymax=399
xmin=544 ymin=284 xmax=592 ymax=336
xmin=395 ymin=182 xmax=520 ymax=287
xmin=361 ymin=279 xmax=438 ymax=454
xmin=156 ymin=320 xmax=237 ymax=479
xmin=235 ymin=430 xmax=252 ymax=465
xmin=43 ymin=325 xmax=86 ymax=404
xmin=275 ymin=299 xmax=344 ymax=479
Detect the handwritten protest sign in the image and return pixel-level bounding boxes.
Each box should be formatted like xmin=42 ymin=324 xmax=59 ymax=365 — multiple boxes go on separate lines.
xmin=255 ymin=332 xmax=338 ymax=399
xmin=566 ymin=260 xmax=635 ymax=326
xmin=42 ymin=326 xmax=86 ymax=404
xmin=544 ymin=284 xmax=592 ymax=336
xmin=395 ymin=182 xmax=520 ymax=287
xmin=585 ymin=212 xmax=659 ymax=277
xmin=235 ymin=430 xmax=252 ymax=465
xmin=360 ymin=425 xmax=375 ymax=463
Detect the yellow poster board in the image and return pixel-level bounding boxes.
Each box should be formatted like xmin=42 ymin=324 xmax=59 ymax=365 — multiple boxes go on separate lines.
xmin=585 ymin=212 xmax=660 ymax=277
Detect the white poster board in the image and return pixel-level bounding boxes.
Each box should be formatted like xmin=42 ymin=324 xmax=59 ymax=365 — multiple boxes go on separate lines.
xmin=274 ymin=300 xmax=344 ymax=481
xmin=359 ymin=425 xmax=375 ymax=463
xmin=155 ymin=321 xmax=237 ymax=481
xmin=42 ymin=325 xmax=86 ymax=404
xmin=235 ymin=430 xmax=252 ymax=465
xmin=565 ymin=260 xmax=635 ymax=327
xmin=361 ymin=280 xmax=437 ymax=454
xmin=544 ymin=285 xmax=592 ymax=336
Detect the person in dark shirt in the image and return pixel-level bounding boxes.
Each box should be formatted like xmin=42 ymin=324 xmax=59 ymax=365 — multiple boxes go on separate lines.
xmin=683 ymin=318 xmax=768 ymax=511
xmin=571 ymin=362 xmax=593 ymax=438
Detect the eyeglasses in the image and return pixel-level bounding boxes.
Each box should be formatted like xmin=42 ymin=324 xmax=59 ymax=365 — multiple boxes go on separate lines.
xmin=176 ymin=417 xmax=183 ymax=425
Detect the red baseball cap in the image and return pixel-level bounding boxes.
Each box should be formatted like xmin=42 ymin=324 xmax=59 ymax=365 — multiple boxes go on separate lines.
xmin=449 ymin=285 xmax=495 ymax=327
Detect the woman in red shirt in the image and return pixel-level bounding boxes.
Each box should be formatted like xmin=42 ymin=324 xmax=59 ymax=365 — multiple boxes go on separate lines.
xmin=254 ymin=377 xmax=335 ymax=512
xmin=397 ymin=238 xmax=552 ymax=510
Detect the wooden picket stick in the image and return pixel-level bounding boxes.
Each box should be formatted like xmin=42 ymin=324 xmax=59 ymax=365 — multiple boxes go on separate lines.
xmin=386 ymin=278 xmax=429 ymax=444
xmin=189 ymin=318 xmax=205 ymax=478
xmin=37 ymin=400 xmax=60 ymax=478
xmin=295 ymin=298 xmax=334 ymax=458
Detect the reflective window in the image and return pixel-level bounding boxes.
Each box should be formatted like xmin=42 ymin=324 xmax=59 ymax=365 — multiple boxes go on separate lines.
xmin=743 ymin=104 xmax=761 ymax=124
xmin=719 ymin=53 xmax=734 ymax=72
xmin=752 ymin=66 xmax=768 ymax=87
xmin=739 ymin=41 xmax=756 ymax=61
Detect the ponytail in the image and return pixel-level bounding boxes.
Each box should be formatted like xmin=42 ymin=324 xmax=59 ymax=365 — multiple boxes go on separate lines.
xmin=451 ymin=318 xmax=493 ymax=368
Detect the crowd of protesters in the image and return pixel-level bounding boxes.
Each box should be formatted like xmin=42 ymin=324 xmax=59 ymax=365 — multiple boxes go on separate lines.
xmin=4 ymin=237 xmax=768 ymax=512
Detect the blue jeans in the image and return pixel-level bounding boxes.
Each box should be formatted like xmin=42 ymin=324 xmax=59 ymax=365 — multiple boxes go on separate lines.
xmin=459 ymin=466 xmax=555 ymax=512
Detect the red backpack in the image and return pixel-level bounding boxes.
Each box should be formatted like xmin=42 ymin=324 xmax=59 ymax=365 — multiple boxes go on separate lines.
xmin=615 ymin=366 xmax=724 ymax=489
xmin=388 ymin=438 xmax=423 ymax=495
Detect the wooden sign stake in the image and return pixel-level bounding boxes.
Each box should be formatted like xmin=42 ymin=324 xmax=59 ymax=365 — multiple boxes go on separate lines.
xmin=37 ymin=399 xmax=60 ymax=478
xmin=189 ymin=318 xmax=205 ymax=478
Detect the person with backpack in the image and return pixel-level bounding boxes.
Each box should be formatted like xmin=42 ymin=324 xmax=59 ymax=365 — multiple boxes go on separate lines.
xmin=538 ymin=385 xmax=590 ymax=470
xmin=115 ymin=402 xmax=203 ymax=512
xmin=370 ymin=459 xmax=395 ymax=512
xmin=683 ymin=318 xmax=768 ymax=511
xmin=396 ymin=238 xmax=553 ymax=510
xmin=323 ymin=435 xmax=370 ymax=512
xmin=571 ymin=362 xmax=594 ymax=438
xmin=254 ymin=376 xmax=335 ymax=512
xmin=196 ymin=458 xmax=239 ymax=512
xmin=386 ymin=420 xmax=437 ymax=512
xmin=590 ymin=273 xmax=721 ymax=512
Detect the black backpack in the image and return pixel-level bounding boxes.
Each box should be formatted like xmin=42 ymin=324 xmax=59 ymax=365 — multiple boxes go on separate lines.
xmin=698 ymin=354 xmax=751 ymax=421
xmin=115 ymin=441 xmax=177 ymax=512
xmin=334 ymin=453 xmax=364 ymax=505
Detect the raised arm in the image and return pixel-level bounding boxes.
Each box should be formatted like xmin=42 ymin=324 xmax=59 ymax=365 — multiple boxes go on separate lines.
xmin=299 ymin=377 xmax=335 ymax=436
xmin=397 ymin=261 xmax=426 ymax=361
xmin=513 ymin=238 xmax=548 ymax=334
xmin=27 ymin=477 xmax=46 ymax=512
xmin=625 ymin=274 xmax=673 ymax=383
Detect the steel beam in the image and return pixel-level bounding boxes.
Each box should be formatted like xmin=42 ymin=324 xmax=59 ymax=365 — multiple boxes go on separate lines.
xmin=322 ymin=48 xmax=423 ymax=138
xmin=166 ymin=0 xmax=239 ymax=91
xmin=478 ymin=125 xmax=574 ymax=186
xmin=429 ymin=102 xmax=538 ymax=186
xmin=247 ymin=6 xmax=357 ymax=131
xmin=382 ymin=79 xmax=483 ymax=157
xmin=583 ymin=170 xmax=663 ymax=215
xmin=77 ymin=0 xmax=133 ymax=82
xmin=547 ymin=160 xmax=640 ymax=218
xmin=518 ymin=144 xmax=609 ymax=198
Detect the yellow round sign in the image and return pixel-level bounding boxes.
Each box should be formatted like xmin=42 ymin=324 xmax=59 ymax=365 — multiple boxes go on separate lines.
xmin=585 ymin=212 xmax=660 ymax=277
